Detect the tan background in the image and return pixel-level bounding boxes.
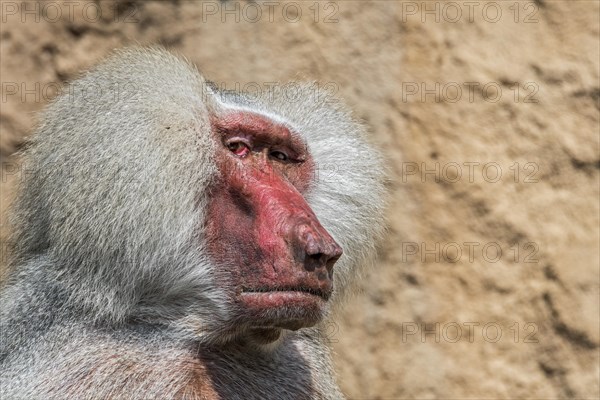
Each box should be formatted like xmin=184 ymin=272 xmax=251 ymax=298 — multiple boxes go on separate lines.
xmin=1 ymin=1 xmax=599 ymax=398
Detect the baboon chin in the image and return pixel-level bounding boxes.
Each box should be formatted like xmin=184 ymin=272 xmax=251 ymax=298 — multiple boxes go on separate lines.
xmin=1 ymin=47 xmax=386 ymax=399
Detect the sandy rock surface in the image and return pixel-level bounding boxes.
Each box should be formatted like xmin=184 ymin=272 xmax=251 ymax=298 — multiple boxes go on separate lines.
xmin=1 ymin=1 xmax=598 ymax=398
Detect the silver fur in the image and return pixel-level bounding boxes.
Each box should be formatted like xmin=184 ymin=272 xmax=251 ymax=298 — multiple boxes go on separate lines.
xmin=0 ymin=47 xmax=386 ymax=399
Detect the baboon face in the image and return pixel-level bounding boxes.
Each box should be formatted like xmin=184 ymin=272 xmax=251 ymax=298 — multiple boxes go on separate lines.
xmin=206 ymin=111 xmax=343 ymax=332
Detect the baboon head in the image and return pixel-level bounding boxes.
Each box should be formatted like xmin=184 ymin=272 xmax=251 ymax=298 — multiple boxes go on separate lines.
xmin=12 ymin=47 xmax=386 ymax=345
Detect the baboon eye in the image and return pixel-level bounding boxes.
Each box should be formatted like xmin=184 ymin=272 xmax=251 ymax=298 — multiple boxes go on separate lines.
xmin=270 ymin=150 xmax=288 ymax=162
xmin=227 ymin=141 xmax=250 ymax=157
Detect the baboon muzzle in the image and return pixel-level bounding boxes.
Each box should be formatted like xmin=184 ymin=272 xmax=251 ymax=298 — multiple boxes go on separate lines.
xmin=236 ymin=160 xmax=343 ymax=293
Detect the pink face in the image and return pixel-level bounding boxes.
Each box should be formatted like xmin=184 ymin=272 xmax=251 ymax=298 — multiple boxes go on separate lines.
xmin=206 ymin=111 xmax=343 ymax=332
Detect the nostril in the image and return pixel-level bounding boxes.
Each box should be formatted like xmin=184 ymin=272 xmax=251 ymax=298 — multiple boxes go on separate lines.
xmin=303 ymin=252 xmax=325 ymax=273
xmin=309 ymin=252 xmax=325 ymax=262
xmin=308 ymin=248 xmax=342 ymax=272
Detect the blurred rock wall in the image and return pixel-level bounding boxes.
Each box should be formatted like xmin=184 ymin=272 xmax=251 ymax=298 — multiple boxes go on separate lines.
xmin=1 ymin=1 xmax=598 ymax=398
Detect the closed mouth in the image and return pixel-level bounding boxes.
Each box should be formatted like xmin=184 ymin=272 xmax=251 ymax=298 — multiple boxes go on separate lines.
xmin=241 ymin=286 xmax=331 ymax=300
